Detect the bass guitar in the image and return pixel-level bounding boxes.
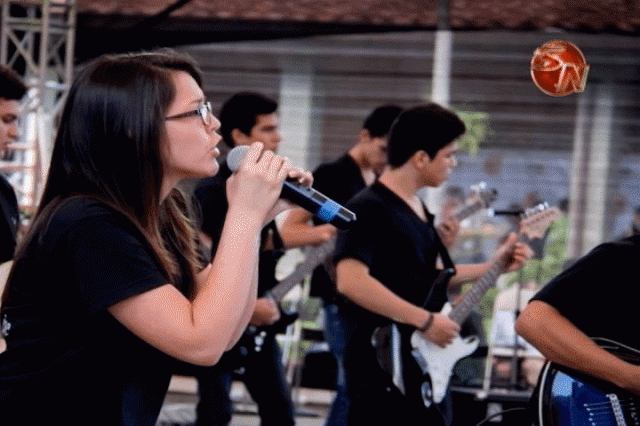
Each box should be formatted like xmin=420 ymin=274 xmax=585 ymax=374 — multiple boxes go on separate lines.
xmin=408 ymin=203 xmax=559 ymax=407
xmin=533 ymin=337 xmax=640 ymax=426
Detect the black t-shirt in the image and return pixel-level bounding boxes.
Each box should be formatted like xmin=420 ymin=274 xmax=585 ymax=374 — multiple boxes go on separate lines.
xmin=312 ymin=154 xmax=367 ymax=211
xmin=532 ymin=234 xmax=640 ymax=351
xmin=333 ymin=181 xmax=446 ymax=421
xmin=309 ymin=154 xmax=367 ymax=302
xmin=0 ymin=198 xmax=174 ymax=425
xmin=0 ymin=174 xmax=19 ymax=264
xmin=334 ymin=181 xmax=442 ymax=337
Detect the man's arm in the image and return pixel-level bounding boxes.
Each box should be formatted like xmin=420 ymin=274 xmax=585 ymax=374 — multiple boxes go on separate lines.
xmin=336 ymin=257 xmax=459 ymax=347
xmin=515 ymin=300 xmax=640 ymax=395
xmin=278 ymin=207 xmax=337 ymax=249
xmin=449 ymin=233 xmax=532 ymax=289
xmin=248 ymin=297 xmax=281 ymax=326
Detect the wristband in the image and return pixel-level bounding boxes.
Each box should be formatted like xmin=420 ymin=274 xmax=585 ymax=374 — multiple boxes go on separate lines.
xmin=417 ymin=312 xmax=434 ymax=332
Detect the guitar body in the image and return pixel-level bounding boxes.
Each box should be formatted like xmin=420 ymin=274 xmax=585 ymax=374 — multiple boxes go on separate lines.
xmin=228 ymin=236 xmax=337 ymax=369
xmin=534 ymin=338 xmax=640 ymax=426
xmin=409 ymin=302 xmax=481 ymax=405
xmin=233 ymin=310 xmax=299 ymax=370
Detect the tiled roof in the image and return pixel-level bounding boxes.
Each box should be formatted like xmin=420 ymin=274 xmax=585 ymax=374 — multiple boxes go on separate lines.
xmin=76 ymin=0 xmax=640 ymax=33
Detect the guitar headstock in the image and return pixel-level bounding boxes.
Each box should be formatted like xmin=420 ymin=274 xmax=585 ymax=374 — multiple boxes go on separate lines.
xmin=519 ymin=202 xmax=560 ymax=240
xmin=468 ymin=181 xmax=498 ymax=209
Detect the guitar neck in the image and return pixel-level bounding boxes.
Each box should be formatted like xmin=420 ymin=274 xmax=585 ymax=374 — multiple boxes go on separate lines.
xmin=446 ymin=202 xmax=557 ymax=325
xmin=267 ymin=236 xmax=337 ymax=302
xmin=447 ymin=232 xmax=528 ymax=325
xmin=448 ymin=257 xmax=507 ymax=325
xmin=453 ymin=201 xmax=484 ymax=222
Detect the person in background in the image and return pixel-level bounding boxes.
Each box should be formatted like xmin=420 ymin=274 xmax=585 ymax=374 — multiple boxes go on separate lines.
xmin=190 ymin=91 xmax=298 ymax=426
xmin=0 ymin=50 xmax=311 ymax=426
xmin=0 ymin=65 xmax=27 ymax=265
xmin=279 ymin=104 xmax=403 ymax=426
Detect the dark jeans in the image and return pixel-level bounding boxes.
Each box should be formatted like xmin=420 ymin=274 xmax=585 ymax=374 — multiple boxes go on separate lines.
xmin=194 ymin=331 xmax=295 ymax=426
xmin=322 ymin=303 xmax=349 ymax=426
xmin=341 ymin=313 xmax=447 ymax=426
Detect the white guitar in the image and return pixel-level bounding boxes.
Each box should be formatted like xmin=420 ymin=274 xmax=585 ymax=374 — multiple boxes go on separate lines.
xmin=409 ymin=203 xmax=559 ymax=407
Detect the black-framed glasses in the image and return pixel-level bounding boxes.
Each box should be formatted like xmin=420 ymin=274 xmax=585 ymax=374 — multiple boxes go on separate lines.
xmin=165 ymin=101 xmax=213 ymax=127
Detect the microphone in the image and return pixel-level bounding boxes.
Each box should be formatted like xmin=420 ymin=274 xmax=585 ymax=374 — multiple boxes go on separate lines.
xmin=227 ymin=146 xmax=356 ymax=229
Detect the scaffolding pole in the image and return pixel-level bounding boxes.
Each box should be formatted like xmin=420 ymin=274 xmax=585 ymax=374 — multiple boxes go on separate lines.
xmin=0 ymin=0 xmax=76 ymax=213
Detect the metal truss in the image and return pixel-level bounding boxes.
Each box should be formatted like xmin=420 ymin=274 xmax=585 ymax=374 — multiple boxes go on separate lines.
xmin=0 ymin=0 xmax=76 ymax=213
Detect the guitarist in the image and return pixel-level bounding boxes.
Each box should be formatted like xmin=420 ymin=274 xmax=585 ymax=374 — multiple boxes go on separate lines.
xmin=333 ymin=104 xmax=532 ymax=426
xmin=279 ymin=104 xmax=403 ymax=426
xmin=515 ymin=233 xmax=640 ymax=399
xmin=187 ymin=92 xmax=302 ymax=426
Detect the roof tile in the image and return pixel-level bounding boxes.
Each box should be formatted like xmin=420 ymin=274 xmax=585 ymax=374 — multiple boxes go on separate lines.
xmin=75 ymin=0 xmax=640 ymax=33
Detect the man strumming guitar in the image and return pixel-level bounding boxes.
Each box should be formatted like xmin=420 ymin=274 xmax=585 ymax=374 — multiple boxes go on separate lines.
xmin=333 ymin=104 xmax=532 ymax=426
xmin=516 ymin=233 xmax=640 ymax=426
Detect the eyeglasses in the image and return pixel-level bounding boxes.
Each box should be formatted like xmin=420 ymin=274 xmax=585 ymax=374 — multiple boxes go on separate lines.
xmin=165 ymin=101 xmax=213 ymax=127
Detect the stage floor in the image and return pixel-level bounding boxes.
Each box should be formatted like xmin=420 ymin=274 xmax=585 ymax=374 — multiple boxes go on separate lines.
xmin=158 ymin=377 xmax=534 ymax=426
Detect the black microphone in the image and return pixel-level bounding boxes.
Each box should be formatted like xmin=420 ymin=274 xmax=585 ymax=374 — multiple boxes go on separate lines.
xmin=227 ymin=146 xmax=356 ymax=229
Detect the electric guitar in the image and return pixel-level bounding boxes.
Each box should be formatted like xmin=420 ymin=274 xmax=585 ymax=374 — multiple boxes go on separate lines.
xmin=425 ymin=181 xmax=499 ymax=309
xmin=534 ymin=337 xmax=640 ymax=426
xmin=407 ymin=203 xmax=559 ymax=406
xmin=372 ymin=183 xmax=499 ymax=393
xmin=236 ymin=235 xmax=338 ymax=359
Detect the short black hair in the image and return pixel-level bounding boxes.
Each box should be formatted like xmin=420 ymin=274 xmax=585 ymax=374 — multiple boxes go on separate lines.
xmin=0 ymin=65 xmax=27 ymax=100
xmin=219 ymin=92 xmax=278 ymax=147
xmin=362 ymin=104 xmax=403 ymax=138
xmin=387 ymin=103 xmax=466 ymax=168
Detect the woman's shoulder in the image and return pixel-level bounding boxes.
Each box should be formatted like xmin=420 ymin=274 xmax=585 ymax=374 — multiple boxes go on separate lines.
xmin=45 ymin=197 xmax=140 ymax=240
xmin=52 ymin=197 xmax=123 ymax=223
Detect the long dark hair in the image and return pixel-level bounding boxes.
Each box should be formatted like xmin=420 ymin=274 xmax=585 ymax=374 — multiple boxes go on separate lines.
xmin=4 ymin=50 xmax=205 ymax=304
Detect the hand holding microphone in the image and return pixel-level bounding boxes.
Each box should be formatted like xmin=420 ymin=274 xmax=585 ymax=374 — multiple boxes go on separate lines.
xmin=228 ymin=144 xmax=357 ymax=229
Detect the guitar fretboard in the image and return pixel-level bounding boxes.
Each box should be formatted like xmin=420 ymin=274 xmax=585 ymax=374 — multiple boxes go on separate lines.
xmin=453 ymin=202 xmax=483 ymax=222
xmin=448 ymin=255 xmax=507 ymax=325
xmin=268 ymin=236 xmax=337 ymax=301
xmin=447 ymin=204 xmax=558 ymax=325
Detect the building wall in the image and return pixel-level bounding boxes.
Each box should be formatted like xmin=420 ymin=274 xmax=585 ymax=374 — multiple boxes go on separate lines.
xmin=179 ymin=29 xmax=640 ymax=253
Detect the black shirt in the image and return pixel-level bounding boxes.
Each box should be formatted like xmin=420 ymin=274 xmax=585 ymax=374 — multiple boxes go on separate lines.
xmin=333 ymin=181 xmax=447 ymax=424
xmin=334 ymin=181 xmax=441 ymax=332
xmin=0 ymin=198 xmax=174 ymax=425
xmin=0 ymin=174 xmax=19 ymax=264
xmin=532 ymin=234 xmax=640 ymax=351
xmin=309 ymin=154 xmax=367 ymax=302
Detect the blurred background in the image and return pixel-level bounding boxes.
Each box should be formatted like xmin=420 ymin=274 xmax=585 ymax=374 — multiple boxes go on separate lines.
xmin=2 ymin=1 xmax=639 ymax=424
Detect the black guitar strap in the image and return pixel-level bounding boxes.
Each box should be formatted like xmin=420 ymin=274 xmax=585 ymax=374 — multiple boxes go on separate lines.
xmin=257 ymin=221 xmax=285 ymax=295
xmin=422 ymin=214 xmax=457 ymax=312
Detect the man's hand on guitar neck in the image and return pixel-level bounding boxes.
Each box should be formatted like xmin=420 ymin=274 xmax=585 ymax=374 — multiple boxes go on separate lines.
xmin=436 ymin=216 xmax=460 ymax=249
xmin=249 ymin=297 xmax=281 ymax=326
xmin=492 ymin=232 xmax=534 ymax=273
